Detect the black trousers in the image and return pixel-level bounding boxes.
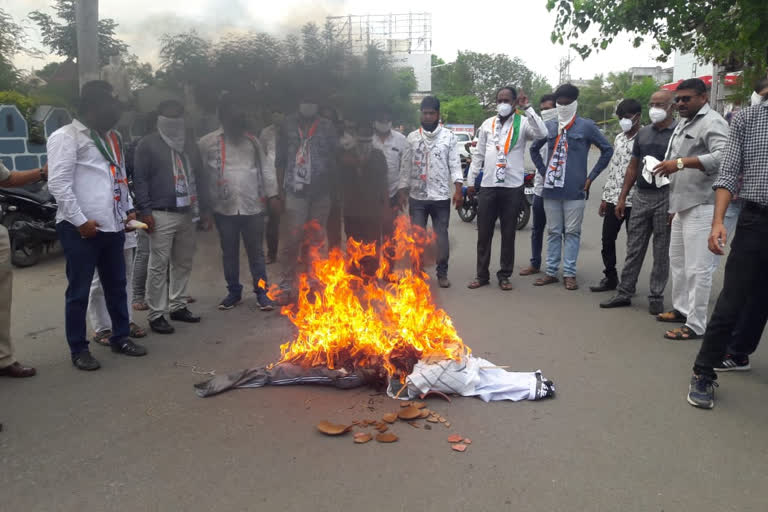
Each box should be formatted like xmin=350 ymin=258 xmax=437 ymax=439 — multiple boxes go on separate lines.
xmin=694 ymin=205 xmax=768 ymax=378
xmin=600 ymin=202 xmax=631 ymax=278
xmin=728 ymin=283 xmax=768 ymax=357
xmin=476 ymin=186 xmax=523 ymax=282
xmin=266 ymin=212 xmax=279 ymax=260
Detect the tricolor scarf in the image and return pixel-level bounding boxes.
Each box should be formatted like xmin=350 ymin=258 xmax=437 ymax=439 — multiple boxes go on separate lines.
xmin=90 ymin=129 xmax=131 ymax=226
xmin=544 ymin=116 xmax=576 ymax=189
xmin=491 ymin=112 xmax=522 ymax=183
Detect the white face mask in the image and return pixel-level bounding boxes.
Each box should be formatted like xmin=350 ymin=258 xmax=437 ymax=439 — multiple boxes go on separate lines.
xmin=156 ymin=115 xmax=186 ymax=152
xmin=751 ymin=91 xmax=766 ymax=107
xmin=374 ymin=121 xmax=392 ymax=134
xmin=540 ymin=108 xmax=557 ymax=122
xmin=556 ymin=100 xmax=578 ymax=128
xmin=649 ymin=107 xmax=668 ymax=124
xmin=618 ymin=117 xmax=634 ymax=133
xmin=299 ymin=103 xmax=318 ymax=118
xmin=496 ymin=102 xmax=513 ymax=117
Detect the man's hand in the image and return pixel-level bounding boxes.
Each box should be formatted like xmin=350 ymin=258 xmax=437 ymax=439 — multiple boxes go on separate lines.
xmin=268 ymin=196 xmax=282 ymax=216
xmin=583 ymin=178 xmax=592 ymax=200
xmin=124 ymin=212 xmax=137 ymax=232
xmin=516 ymin=89 xmax=530 ymax=110
xmin=452 ymin=188 xmax=464 ymax=210
xmin=615 ymin=198 xmax=627 ymax=220
xmin=78 ymin=220 xmax=100 ymax=239
xmin=40 ymin=163 xmax=48 ymax=181
xmin=708 ymin=222 xmax=728 ymax=255
xmin=397 ymin=189 xmax=409 ymax=212
xmin=141 ymin=214 xmax=155 ymax=233
xmin=653 ymin=160 xmax=679 ymax=177
xmin=598 ymin=200 xmax=607 ymax=217
xmin=199 ymin=215 xmax=214 ymax=232
xmin=467 ymin=186 xmax=476 ymax=198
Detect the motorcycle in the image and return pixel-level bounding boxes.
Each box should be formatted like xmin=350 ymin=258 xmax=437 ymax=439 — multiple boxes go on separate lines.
xmin=518 ymin=170 xmax=535 ymax=230
xmin=0 ymin=183 xmax=58 ymax=267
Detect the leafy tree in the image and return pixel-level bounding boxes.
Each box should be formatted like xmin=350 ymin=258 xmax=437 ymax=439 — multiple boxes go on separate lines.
xmin=606 ymin=71 xmax=635 ymax=99
xmin=440 ymin=96 xmax=487 ymax=127
xmin=29 ymin=0 xmax=128 ymax=66
xmin=625 ymin=77 xmax=659 ymax=123
xmin=0 ymin=8 xmax=28 ymax=90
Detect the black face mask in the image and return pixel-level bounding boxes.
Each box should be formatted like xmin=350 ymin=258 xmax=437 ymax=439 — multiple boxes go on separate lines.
xmin=421 ymin=120 xmax=439 ymax=132
xmin=226 ymin=115 xmax=248 ymax=134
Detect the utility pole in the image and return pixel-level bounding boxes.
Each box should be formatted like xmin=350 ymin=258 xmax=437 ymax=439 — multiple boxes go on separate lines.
xmin=75 ymin=0 xmax=99 ymax=90
xmin=709 ymin=63 xmax=725 ymax=114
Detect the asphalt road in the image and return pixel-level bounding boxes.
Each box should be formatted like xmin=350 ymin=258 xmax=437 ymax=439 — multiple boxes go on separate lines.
xmin=2 ymin=166 xmax=767 ymax=512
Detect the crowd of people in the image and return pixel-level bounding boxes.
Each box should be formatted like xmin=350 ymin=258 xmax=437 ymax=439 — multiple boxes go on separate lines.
xmin=0 ymin=75 xmax=766 ymax=410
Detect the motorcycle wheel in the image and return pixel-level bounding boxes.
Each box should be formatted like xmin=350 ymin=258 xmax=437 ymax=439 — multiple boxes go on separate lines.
xmin=2 ymin=213 xmax=43 ymax=267
xmin=516 ymin=202 xmax=531 ymax=230
xmin=457 ymin=196 xmax=477 ymax=223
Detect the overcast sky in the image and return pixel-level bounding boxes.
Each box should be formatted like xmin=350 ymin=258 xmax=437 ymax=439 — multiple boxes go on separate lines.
xmin=7 ymin=0 xmax=664 ymax=85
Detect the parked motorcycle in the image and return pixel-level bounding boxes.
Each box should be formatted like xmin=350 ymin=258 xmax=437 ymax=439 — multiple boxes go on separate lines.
xmin=0 ymin=183 xmax=58 ymax=267
xmin=517 ymin=170 xmax=535 ymax=230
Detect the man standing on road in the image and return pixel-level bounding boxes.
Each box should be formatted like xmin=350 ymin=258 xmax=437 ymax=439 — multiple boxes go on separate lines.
xmin=530 ymin=83 xmax=614 ymax=290
xmin=372 ymin=107 xmax=408 ymax=244
xmin=589 ymin=99 xmax=642 ymax=293
xmin=275 ymin=96 xmax=339 ymax=302
xmin=48 ymin=80 xmax=147 ymax=370
xmin=686 ymin=90 xmax=768 ymax=409
xmin=399 ymin=96 xmax=464 ymax=288
xmin=466 ymin=86 xmax=547 ymax=290
xmin=600 ymin=90 xmax=677 ymax=314
xmin=198 ymin=93 xmax=279 ymax=311
xmin=520 ymin=94 xmax=557 ymax=277
xmin=0 ymin=162 xmax=47 ymax=378
xmin=259 ymin=109 xmax=284 ymax=265
xmin=134 ymin=100 xmax=208 ymax=334
xmin=652 ymin=79 xmax=729 ymax=341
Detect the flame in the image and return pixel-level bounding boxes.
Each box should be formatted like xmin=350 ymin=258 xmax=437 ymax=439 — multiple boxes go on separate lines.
xmin=268 ymin=215 xmax=469 ymax=379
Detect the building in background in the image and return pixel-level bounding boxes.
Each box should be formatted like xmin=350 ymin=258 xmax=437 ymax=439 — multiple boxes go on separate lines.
xmin=665 ymin=50 xmax=742 ymax=112
xmin=629 ymin=66 xmax=673 ymax=84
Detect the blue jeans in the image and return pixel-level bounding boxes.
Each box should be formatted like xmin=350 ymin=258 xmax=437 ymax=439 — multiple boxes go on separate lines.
xmin=56 ymin=222 xmax=129 ymax=356
xmin=543 ymin=199 xmax=586 ymax=278
xmin=214 ymin=213 xmax=269 ymax=298
xmin=409 ymin=198 xmax=450 ymax=278
xmin=530 ymin=194 xmax=546 ymax=269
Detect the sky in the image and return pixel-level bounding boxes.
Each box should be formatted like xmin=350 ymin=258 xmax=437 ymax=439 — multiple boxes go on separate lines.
xmin=6 ymin=0 xmax=665 ymax=86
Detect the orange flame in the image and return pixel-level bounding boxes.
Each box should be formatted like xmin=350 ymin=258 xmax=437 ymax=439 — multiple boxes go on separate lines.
xmin=268 ymin=215 xmax=469 ymax=378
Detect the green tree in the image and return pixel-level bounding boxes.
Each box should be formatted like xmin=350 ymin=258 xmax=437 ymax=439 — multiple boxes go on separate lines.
xmin=29 ymin=0 xmax=128 ymax=66
xmin=548 ymin=0 xmax=768 ymax=90
xmin=0 ymin=8 xmax=28 ymax=90
xmin=625 ymin=77 xmax=659 ymax=123
xmin=606 ymin=71 xmax=635 ymax=99
xmin=440 ymin=96 xmax=487 ymax=126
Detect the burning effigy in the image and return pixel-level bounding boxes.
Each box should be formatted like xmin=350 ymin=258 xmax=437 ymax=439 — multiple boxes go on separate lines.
xmin=195 ymin=216 xmax=554 ymax=402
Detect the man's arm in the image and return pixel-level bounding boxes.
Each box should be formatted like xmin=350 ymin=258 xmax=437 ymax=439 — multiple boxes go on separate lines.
xmin=615 ymin=157 xmax=639 ymax=220
xmin=0 ymin=167 xmax=45 ymax=187
xmin=655 ymin=116 xmax=730 ymax=176
xmin=47 ymin=131 xmax=88 ymax=228
xmin=587 ymin=122 xmax=614 ymax=182
xmin=530 ymin=134 xmax=548 ymax=175
xmin=524 ymin=107 xmax=548 ymax=141
xmin=467 ymin=122 xmax=486 ymax=188
xmin=132 ymin=137 xmax=152 ymax=216
xmin=274 ymin=122 xmax=288 ymax=195
xmin=708 ymin=111 xmax=744 ymax=255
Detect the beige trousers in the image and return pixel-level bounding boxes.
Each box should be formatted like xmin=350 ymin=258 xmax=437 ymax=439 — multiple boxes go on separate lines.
xmin=0 ymin=226 xmax=15 ymax=367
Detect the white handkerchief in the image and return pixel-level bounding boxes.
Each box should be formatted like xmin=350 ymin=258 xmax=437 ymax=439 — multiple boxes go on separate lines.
xmin=642 ymin=156 xmax=670 ymax=187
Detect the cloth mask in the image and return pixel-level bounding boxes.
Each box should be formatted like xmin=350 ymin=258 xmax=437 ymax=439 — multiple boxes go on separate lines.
xmin=556 ymin=101 xmax=578 ymax=130
xmin=649 ymin=107 xmax=668 ymax=124
xmin=157 ymin=116 xmax=186 ymax=152
xmin=374 ymin=121 xmax=392 ymax=134
xmin=541 ymin=108 xmax=557 ymax=123
xmin=299 ymin=103 xmax=319 ymax=118
xmin=751 ymin=92 xmax=766 ymax=106
xmin=421 ymin=120 xmax=439 ymax=133
xmin=497 ymin=103 xmax=513 ymax=117
xmin=619 ymin=118 xmax=634 ymax=133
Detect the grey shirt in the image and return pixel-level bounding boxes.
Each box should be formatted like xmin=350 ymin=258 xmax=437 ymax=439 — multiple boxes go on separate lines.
xmin=665 ymin=104 xmax=729 ymax=213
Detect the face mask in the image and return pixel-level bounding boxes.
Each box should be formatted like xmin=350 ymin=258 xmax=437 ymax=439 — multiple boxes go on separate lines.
xmin=299 ymin=103 xmax=318 ymax=118
xmin=751 ymin=92 xmax=766 ymax=107
xmin=225 ymin=115 xmax=248 ymax=134
xmin=619 ymin=118 xmax=634 ymax=133
xmin=355 ymin=136 xmax=373 ymax=156
xmin=421 ymin=120 xmax=439 ymax=132
xmin=374 ymin=121 xmax=392 ymax=134
xmin=157 ymin=115 xmax=186 ymax=152
xmin=649 ymin=107 xmax=668 ymax=124
xmin=497 ymin=103 xmax=513 ymax=117
xmin=556 ymin=100 xmax=578 ymax=127
xmin=541 ymin=108 xmax=557 ymax=122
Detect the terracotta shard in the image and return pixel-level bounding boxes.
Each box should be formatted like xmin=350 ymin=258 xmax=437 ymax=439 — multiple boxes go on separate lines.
xmin=397 ymin=406 xmax=421 ymax=420
xmin=438 ymin=417 xmax=447 ymax=423
xmin=399 ymin=401 xmax=412 ymax=408
xmin=447 ymin=434 xmax=464 ymax=443
xmin=316 ymin=421 xmax=352 ymax=436
xmin=376 ymin=424 xmax=389 ymax=433
xmin=418 ymin=409 xmax=430 ymax=419
xmin=376 ymin=432 xmax=399 ymax=443
xmin=413 ymin=402 xmax=427 ymax=409
xmin=426 ymin=416 xmax=439 ymax=423
xmin=354 ymin=432 xmax=372 ymax=444
xmin=451 ymin=443 xmax=467 ymax=452
xmin=408 ymin=421 xmax=421 ymax=428
xmin=463 ymin=438 xmax=472 ymax=444
xmin=445 ymin=422 xmax=451 ymax=428
xmin=382 ymin=413 xmax=397 ymax=424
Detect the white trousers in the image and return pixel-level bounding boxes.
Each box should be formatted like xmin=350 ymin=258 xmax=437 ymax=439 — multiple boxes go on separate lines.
xmin=88 ymin=248 xmax=134 ymax=333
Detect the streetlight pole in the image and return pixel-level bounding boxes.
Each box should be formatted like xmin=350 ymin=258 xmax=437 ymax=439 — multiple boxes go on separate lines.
xmin=75 ymin=0 xmax=100 ymax=90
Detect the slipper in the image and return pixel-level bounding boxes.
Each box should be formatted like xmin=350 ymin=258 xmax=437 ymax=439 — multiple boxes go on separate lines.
xmin=534 ymin=275 xmax=559 ymax=286
xmin=499 ymin=278 xmax=514 ymax=291
xmin=467 ymin=280 xmax=490 ymax=289
xmin=132 ymin=302 xmax=148 ymax=311
xmin=129 ymin=322 xmax=147 ymax=339
xmin=564 ymin=277 xmax=579 ymax=290
xmin=657 ymin=310 xmax=687 ymax=323
xmin=664 ymin=325 xmax=702 ymax=340
xmin=519 ymin=266 xmax=541 ymax=276
xmin=92 ymin=329 xmax=112 ymax=346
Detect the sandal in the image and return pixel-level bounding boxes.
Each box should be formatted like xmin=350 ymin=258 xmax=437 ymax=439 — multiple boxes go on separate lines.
xmin=129 ymin=322 xmax=147 ymax=339
xmin=657 ymin=310 xmax=687 ymax=323
xmin=664 ymin=325 xmax=702 ymax=340
xmin=467 ymin=279 xmax=490 ymax=289
xmin=519 ymin=266 xmax=541 ymax=276
xmin=132 ymin=302 xmax=148 ymax=311
xmin=92 ymin=329 xmax=112 ymax=346
xmin=533 ymin=275 xmax=559 ymax=286
xmin=564 ymin=277 xmax=579 ymax=290
xmin=499 ymin=278 xmax=514 ymax=291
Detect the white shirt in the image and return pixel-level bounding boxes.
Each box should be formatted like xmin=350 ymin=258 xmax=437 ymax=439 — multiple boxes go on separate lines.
xmin=469 ymin=107 xmax=548 ymax=188
xmin=198 ymin=128 xmax=278 ymax=216
xmin=48 ymin=119 xmax=133 ymax=232
xmin=400 ymin=126 xmax=463 ymax=201
xmin=372 ymin=129 xmax=408 ymax=198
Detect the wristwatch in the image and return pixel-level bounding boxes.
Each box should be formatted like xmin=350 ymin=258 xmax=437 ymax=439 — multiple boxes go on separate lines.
xmin=676 ymin=158 xmax=684 ymax=171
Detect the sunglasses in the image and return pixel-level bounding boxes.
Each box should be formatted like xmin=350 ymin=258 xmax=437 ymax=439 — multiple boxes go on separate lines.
xmin=674 ymin=95 xmax=699 ymax=104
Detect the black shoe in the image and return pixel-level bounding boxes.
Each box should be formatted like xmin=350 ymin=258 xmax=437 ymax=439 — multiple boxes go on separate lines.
xmin=600 ymin=295 xmax=631 ymax=308
xmin=687 ymin=374 xmax=718 ymax=409
xmin=110 ymin=337 xmax=148 ymax=357
xmin=170 ymin=307 xmax=201 ymax=323
xmin=589 ymin=276 xmax=618 ymax=292
xmin=149 ymin=316 xmax=175 ymax=334
xmin=648 ymin=301 xmax=664 ymax=316
xmin=714 ymin=354 xmax=751 ymax=372
xmin=72 ymin=351 xmax=101 ymax=371
xmin=256 ymin=294 xmax=275 ymax=312
xmin=218 ymin=293 xmax=242 ymax=310
xmin=438 ymin=276 xmax=451 ymax=288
